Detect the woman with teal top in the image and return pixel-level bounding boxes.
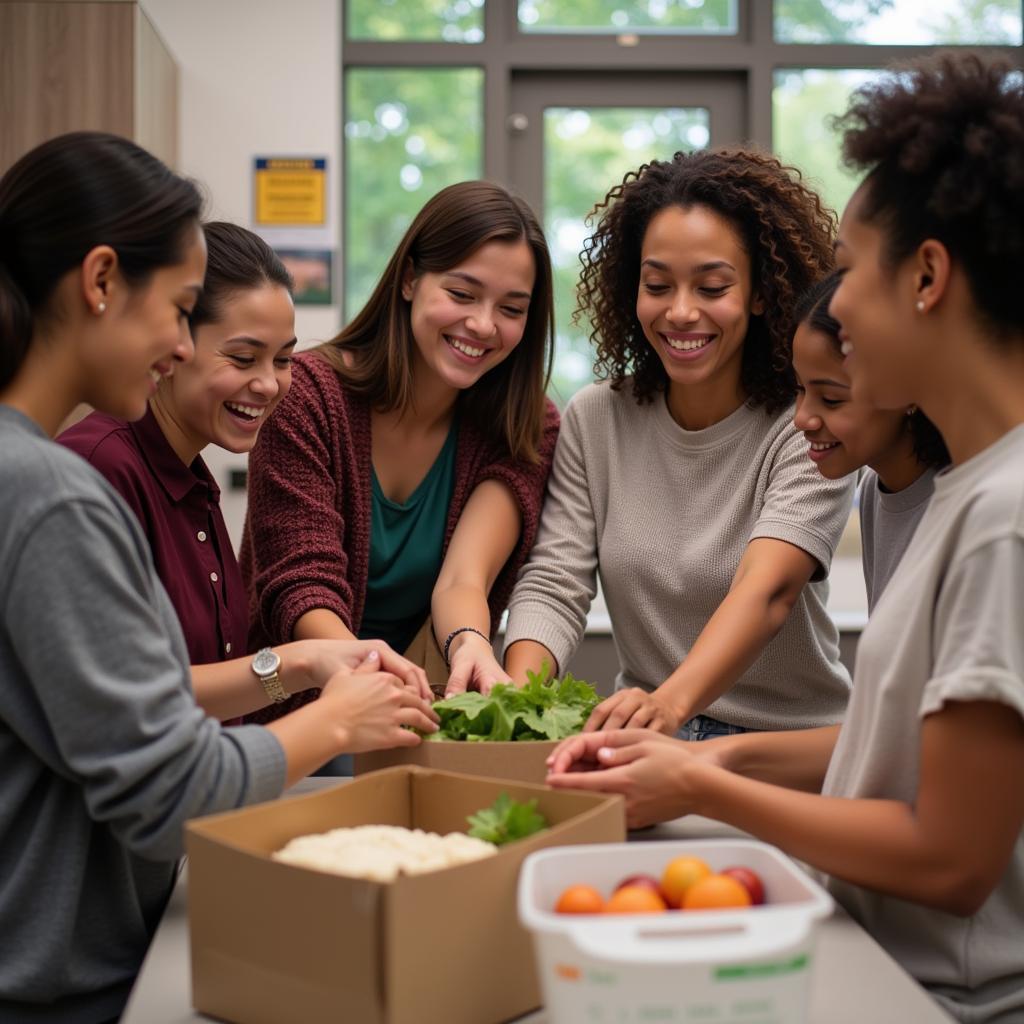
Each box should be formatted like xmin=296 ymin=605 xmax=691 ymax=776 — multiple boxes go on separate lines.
xmin=242 ymin=180 xmax=560 ymax=730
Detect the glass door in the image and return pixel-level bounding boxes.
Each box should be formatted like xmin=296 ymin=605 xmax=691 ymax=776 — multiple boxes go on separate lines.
xmin=507 ymin=72 xmax=746 ymax=402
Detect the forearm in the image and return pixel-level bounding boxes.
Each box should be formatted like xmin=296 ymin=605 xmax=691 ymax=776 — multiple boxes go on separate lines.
xmin=191 ymin=642 xmax=322 ymax=720
xmin=690 ymin=762 xmax=983 ymax=915
xmin=264 ymin=700 xmax=350 ymax=788
xmin=504 ymin=638 xmax=559 ymax=684
xmin=293 ymin=608 xmax=357 ymax=642
xmin=700 ymin=725 xmax=841 ymax=792
xmin=660 ymin=585 xmax=795 ymax=723
xmin=431 ymin=581 xmax=493 ymax=663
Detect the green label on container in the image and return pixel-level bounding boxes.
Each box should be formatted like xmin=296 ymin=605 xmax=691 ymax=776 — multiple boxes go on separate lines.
xmin=715 ymin=954 xmax=809 ymax=981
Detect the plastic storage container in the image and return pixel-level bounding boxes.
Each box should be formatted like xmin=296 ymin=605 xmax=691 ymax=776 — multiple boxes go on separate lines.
xmin=518 ymin=838 xmax=833 ymax=1024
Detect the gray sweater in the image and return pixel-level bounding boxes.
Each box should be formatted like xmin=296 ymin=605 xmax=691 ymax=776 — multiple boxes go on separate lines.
xmin=0 ymin=405 xmax=285 ymax=1023
xmin=505 ymin=382 xmax=853 ymax=730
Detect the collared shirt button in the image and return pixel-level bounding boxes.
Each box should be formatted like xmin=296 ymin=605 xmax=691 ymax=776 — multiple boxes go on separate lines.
xmin=197 ymin=530 xmax=207 ymax=542
xmin=225 ymin=642 xmax=232 ymax=654
xmin=209 ymin=571 xmax=219 ymax=582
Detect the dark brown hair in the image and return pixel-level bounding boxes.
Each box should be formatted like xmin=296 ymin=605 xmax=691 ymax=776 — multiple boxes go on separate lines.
xmin=189 ymin=221 xmax=293 ymax=329
xmin=577 ymin=147 xmax=836 ymax=413
xmin=793 ymin=272 xmax=950 ymax=470
xmin=0 ymin=131 xmax=202 ymax=390
xmin=837 ymin=52 xmax=1024 ymax=338
xmin=316 ymin=180 xmax=554 ymax=463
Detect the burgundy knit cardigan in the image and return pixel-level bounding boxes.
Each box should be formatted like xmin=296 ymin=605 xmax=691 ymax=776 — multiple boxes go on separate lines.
xmin=240 ymin=351 xmax=559 ymax=721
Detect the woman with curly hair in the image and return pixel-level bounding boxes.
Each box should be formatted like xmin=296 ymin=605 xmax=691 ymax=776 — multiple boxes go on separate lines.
xmin=496 ymin=147 xmax=854 ymax=739
xmin=548 ymin=52 xmax=1024 ymax=1023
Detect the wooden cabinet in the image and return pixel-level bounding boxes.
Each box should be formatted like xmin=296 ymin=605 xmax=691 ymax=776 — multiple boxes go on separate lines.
xmin=0 ymin=1 xmax=177 ymax=174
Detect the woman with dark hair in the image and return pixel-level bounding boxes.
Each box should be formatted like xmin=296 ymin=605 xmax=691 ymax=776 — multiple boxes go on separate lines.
xmin=58 ymin=222 xmax=422 ymax=719
xmin=503 ymin=148 xmax=853 ymax=739
xmin=547 ymin=53 xmax=1024 ymax=1023
xmin=242 ymin=179 xmax=559 ymax=706
xmin=790 ymin=271 xmax=949 ymax=611
xmin=0 ymin=132 xmax=435 ymax=1022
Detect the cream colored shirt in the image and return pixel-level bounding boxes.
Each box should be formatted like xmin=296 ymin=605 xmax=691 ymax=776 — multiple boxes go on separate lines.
xmin=823 ymin=425 xmax=1024 ymax=1023
xmin=505 ymin=380 xmax=854 ymax=731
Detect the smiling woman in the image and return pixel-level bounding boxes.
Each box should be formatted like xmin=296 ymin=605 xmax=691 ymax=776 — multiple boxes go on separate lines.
xmin=242 ymin=180 xmax=560 ymax=728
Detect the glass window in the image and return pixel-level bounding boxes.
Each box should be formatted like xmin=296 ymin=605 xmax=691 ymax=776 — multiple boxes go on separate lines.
xmin=344 ymin=68 xmax=484 ymax=316
xmin=519 ymin=0 xmax=737 ymax=35
xmin=774 ymin=0 xmax=1022 ymax=45
xmin=772 ymin=68 xmax=881 ymax=221
xmin=346 ymin=0 xmax=485 ymax=43
xmin=544 ymin=106 xmax=710 ymax=402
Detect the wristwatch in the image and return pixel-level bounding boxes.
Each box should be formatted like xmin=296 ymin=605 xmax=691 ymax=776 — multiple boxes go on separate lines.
xmin=252 ymin=647 xmax=287 ymax=704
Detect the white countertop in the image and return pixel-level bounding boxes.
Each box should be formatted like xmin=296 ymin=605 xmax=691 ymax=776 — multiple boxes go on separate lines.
xmin=122 ymin=778 xmax=951 ymax=1024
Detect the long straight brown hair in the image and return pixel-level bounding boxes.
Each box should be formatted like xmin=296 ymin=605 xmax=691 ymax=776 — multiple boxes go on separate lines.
xmin=316 ymin=180 xmax=554 ymax=462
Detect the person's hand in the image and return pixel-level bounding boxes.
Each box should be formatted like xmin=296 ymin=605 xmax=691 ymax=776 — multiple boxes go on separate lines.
xmin=318 ymin=651 xmax=439 ymax=753
xmin=584 ymin=687 xmax=682 ymax=734
xmin=294 ymin=638 xmax=432 ymax=701
xmin=545 ymin=729 xmax=703 ymax=829
xmin=443 ymin=631 xmax=511 ymax=697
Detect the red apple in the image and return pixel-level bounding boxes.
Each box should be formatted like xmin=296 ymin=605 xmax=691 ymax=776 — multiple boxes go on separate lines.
xmin=720 ymin=866 xmax=765 ymax=906
xmin=614 ymin=873 xmax=664 ymax=899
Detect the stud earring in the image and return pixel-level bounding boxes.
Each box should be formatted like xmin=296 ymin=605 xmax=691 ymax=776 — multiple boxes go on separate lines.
xmin=915 ymin=300 xmax=925 ymax=313
xmin=96 ymin=302 xmax=106 ymax=314
xmin=906 ymin=405 xmax=918 ymax=416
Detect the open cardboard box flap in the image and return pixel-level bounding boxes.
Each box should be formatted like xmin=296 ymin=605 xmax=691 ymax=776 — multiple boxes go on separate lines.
xmin=186 ymin=766 xmax=625 ymax=1024
xmin=354 ymin=739 xmax=558 ymax=784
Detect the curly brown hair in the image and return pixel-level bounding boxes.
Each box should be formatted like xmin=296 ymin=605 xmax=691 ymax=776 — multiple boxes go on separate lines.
xmin=576 ymin=147 xmax=836 ymax=412
xmin=837 ymin=52 xmax=1024 ymax=338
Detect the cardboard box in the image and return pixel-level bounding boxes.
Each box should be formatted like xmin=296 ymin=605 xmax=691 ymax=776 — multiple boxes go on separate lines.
xmin=186 ymin=766 xmax=625 ymax=1024
xmin=354 ymin=738 xmax=558 ymax=784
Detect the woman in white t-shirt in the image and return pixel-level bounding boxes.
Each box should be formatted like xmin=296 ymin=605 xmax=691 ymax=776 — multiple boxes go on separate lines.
xmin=547 ymin=53 xmax=1024 ymax=1024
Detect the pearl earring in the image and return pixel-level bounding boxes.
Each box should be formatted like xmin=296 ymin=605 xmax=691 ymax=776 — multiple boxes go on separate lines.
xmin=915 ymin=300 xmax=925 ymax=313
xmin=96 ymin=302 xmax=106 ymax=314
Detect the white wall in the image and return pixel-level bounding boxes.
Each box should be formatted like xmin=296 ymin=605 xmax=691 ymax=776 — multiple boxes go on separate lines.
xmin=142 ymin=0 xmax=342 ymax=545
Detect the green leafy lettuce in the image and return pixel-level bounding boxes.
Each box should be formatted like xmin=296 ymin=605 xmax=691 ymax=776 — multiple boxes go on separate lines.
xmin=466 ymin=792 xmax=548 ymax=846
xmin=427 ymin=668 xmax=600 ymax=742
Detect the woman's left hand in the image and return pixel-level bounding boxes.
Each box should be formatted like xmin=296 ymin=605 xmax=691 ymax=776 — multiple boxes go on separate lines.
xmin=584 ymin=687 xmax=682 ymax=734
xmin=297 ymin=638 xmax=432 ymax=701
xmin=444 ymin=632 xmax=512 ymax=697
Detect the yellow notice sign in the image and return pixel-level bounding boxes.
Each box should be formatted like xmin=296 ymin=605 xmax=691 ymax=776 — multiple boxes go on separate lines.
xmin=254 ymin=157 xmax=326 ymax=226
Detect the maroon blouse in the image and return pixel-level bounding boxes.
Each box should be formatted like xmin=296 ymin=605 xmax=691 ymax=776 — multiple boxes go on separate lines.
xmin=58 ymin=409 xmax=248 ymax=668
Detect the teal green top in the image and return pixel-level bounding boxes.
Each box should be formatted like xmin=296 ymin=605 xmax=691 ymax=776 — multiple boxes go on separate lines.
xmin=359 ymin=422 xmax=459 ymax=654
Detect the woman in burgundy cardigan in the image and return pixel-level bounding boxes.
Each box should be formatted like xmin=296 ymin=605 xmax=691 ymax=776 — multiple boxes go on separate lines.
xmin=243 ymin=181 xmax=559 ymax=715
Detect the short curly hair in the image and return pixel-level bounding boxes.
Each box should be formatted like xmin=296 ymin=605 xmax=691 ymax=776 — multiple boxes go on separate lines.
xmin=837 ymin=52 xmax=1024 ymax=338
xmin=576 ymin=147 xmax=836 ymax=412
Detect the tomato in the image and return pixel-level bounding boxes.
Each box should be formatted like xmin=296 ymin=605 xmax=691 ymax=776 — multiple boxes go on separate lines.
xmin=555 ymin=884 xmax=606 ymax=914
xmin=614 ymin=873 xmax=664 ymax=898
xmin=720 ymin=866 xmax=765 ymax=906
xmin=682 ymin=873 xmax=752 ymax=910
xmin=660 ymin=855 xmax=712 ymax=908
xmin=604 ymin=884 xmax=668 ymax=914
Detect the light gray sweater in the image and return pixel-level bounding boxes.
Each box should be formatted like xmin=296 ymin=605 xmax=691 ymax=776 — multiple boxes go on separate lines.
xmin=0 ymin=405 xmax=285 ymax=1023
xmin=505 ymin=381 xmax=853 ymax=730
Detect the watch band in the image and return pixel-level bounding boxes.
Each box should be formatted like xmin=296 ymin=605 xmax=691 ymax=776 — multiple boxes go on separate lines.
xmin=252 ymin=647 xmax=288 ymax=704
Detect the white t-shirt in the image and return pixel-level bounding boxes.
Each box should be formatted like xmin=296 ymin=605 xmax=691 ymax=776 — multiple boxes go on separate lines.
xmin=823 ymin=425 xmax=1024 ymax=1023
xmin=505 ymin=381 xmax=854 ymax=731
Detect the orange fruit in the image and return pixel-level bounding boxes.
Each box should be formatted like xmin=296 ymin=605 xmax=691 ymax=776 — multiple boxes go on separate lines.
xmin=660 ymin=855 xmax=712 ymax=908
xmin=682 ymin=873 xmax=753 ymax=910
xmin=555 ymin=884 xmax=605 ymax=914
xmin=604 ymin=884 xmax=668 ymax=914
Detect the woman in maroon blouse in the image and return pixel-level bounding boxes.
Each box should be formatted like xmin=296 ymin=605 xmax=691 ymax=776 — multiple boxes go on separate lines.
xmin=60 ymin=222 xmax=434 ymax=720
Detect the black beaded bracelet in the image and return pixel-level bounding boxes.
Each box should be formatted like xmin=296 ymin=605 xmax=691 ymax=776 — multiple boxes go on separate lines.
xmin=442 ymin=626 xmax=490 ymax=667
